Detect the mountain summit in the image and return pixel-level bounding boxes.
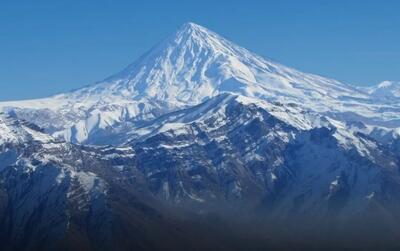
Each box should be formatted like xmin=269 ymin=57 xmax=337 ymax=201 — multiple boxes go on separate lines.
xmin=362 ymin=80 xmax=400 ymax=101
xmin=0 ymin=22 xmax=399 ymax=143
xmin=68 ymin=22 xmax=366 ymax=106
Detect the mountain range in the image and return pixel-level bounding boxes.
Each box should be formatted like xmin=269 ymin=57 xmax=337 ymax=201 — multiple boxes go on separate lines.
xmin=0 ymin=23 xmax=399 ymax=250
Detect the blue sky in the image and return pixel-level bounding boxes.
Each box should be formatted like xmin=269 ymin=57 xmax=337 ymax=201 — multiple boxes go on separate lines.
xmin=0 ymin=0 xmax=399 ymax=101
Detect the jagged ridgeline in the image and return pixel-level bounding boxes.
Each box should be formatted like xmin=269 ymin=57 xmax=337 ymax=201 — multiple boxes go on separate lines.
xmin=0 ymin=23 xmax=400 ymax=250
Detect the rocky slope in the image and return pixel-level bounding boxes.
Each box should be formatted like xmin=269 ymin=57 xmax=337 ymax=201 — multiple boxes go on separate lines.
xmin=1 ymin=94 xmax=400 ymax=249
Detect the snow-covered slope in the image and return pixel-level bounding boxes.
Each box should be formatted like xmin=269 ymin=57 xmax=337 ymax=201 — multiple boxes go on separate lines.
xmin=0 ymin=115 xmax=187 ymax=250
xmin=361 ymin=81 xmax=400 ymax=101
xmin=124 ymin=94 xmax=400 ymax=215
xmin=1 ymin=95 xmax=399 ymax=250
xmin=0 ymin=112 xmax=53 ymax=145
xmin=124 ymin=93 xmax=388 ymax=161
xmin=1 ymin=22 xmax=399 ymax=143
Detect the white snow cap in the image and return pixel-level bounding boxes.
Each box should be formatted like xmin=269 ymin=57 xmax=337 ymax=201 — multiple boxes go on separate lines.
xmin=0 ymin=22 xmax=399 ymax=144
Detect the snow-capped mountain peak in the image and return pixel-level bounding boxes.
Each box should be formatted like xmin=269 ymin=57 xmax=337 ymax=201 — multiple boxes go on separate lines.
xmin=65 ymin=21 xmax=366 ymax=107
xmin=0 ymin=22 xmax=399 ymax=143
xmin=82 ymin=21 xmax=263 ymax=104
xmin=363 ymin=80 xmax=400 ymax=101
